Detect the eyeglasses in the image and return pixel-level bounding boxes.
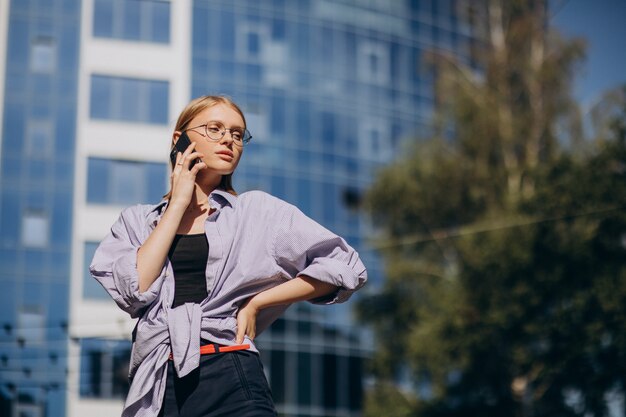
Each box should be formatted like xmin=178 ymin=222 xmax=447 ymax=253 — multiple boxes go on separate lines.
xmin=185 ymin=122 xmax=252 ymax=146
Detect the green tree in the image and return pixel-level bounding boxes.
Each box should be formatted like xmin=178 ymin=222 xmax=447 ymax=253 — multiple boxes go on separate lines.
xmin=359 ymin=0 xmax=626 ymax=415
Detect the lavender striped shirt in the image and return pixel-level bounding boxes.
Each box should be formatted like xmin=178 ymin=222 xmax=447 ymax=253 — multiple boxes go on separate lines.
xmin=89 ymin=189 xmax=367 ymax=417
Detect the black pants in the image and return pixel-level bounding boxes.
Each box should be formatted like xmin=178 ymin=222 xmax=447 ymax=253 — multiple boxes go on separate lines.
xmin=158 ymin=350 xmax=277 ymax=417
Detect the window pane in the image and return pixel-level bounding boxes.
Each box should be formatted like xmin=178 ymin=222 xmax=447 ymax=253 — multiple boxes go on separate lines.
xmin=151 ymin=1 xmax=171 ymax=43
xmin=26 ymin=119 xmax=54 ymax=156
xmin=146 ymin=162 xmax=167 ymax=202
xmin=90 ymin=75 xmax=168 ymax=124
xmin=80 ymin=338 xmax=131 ymax=399
xmin=87 ymin=158 xmax=109 ymax=204
xmin=93 ymin=0 xmax=170 ymax=43
xmin=110 ymin=160 xmax=144 ymax=204
xmin=119 ymin=78 xmax=141 ymax=122
xmin=122 ymin=0 xmax=141 ymax=40
xmin=17 ymin=309 xmax=45 ymax=343
xmin=87 ymin=158 xmax=167 ymax=205
xmin=83 ymin=242 xmax=107 ymax=299
xmin=93 ymin=0 xmax=114 ymax=37
xmin=22 ymin=212 xmax=49 ymax=248
xmin=148 ymin=80 xmax=169 ymax=124
xmin=90 ymin=75 xmax=112 ymax=119
xmin=30 ymin=39 xmax=56 ymax=73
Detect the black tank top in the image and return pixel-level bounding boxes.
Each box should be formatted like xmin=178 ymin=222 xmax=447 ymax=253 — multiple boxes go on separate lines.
xmin=168 ymin=234 xmax=209 ymax=308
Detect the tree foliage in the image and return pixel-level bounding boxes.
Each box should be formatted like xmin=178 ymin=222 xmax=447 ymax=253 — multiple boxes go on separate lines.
xmin=358 ymin=0 xmax=626 ymax=415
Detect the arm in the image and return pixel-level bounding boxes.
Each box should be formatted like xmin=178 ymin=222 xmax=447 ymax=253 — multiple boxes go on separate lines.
xmin=89 ymin=143 xmax=206 ymax=316
xmin=137 ymin=143 xmax=205 ymax=292
xmin=235 ymin=201 xmax=367 ymax=343
xmin=236 ymin=275 xmax=338 ymax=344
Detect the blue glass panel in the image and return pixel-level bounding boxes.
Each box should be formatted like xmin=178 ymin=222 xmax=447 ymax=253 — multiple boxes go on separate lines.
xmin=30 ymin=74 xmax=52 ymax=97
xmin=219 ymin=11 xmax=235 ymax=55
xmin=218 ymin=60 xmax=235 ymax=83
xmin=295 ymin=23 xmax=310 ymax=61
xmin=2 ymin=156 xmax=22 ymax=181
xmin=271 ymin=18 xmax=286 ymax=40
xmin=297 ymin=177 xmax=312 ymax=216
xmin=146 ymin=162 xmax=167 ymax=203
xmin=111 ymin=160 xmax=144 ymax=204
xmin=93 ymin=0 xmax=114 ymax=38
xmin=27 ymin=159 xmax=47 ymax=180
xmin=24 ymin=249 xmax=46 ymax=276
xmin=246 ymin=64 xmax=262 ymax=85
xmin=90 ymin=75 xmax=111 ymax=119
xmin=4 ymin=103 xmax=26 ymax=156
xmin=149 ymin=81 xmax=169 ymax=124
xmin=51 ymin=191 xmax=72 ymax=245
xmin=323 ymin=183 xmax=337 ymax=225
xmin=47 ymin=282 xmax=69 ymax=323
xmin=271 ymin=173 xmax=286 ymax=199
xmin=295 ymin=100 xmax=310 ymax=142
xmin=87 ymin=158 xmax=109 ymax=204
xmin=270 ymin=94 xmax=285 ymax=136
xmin=56 ymin=107 xmax=76 ymax=154
xmin=192 ymin=7 xmax=207 ymax=49
xmin=151 ymin=1 xmax=171 ymax=43
xmin=8 ymin=19 xmax=29 ymax=67
xmin=0 ymin=190 xmax=21 ymax=242
xmin=0 ymin=249 xmax=19 ymax=275
xmin=119 ymin=78 xmax=141 ymax=122
xmin=320 ymin=112 xmax=335 ymax=147
xmin=123 ymin=0 xmax=141 ymax=40
xmin=0 ymin=280 xmax=16 ymax=324
xmin=83 ymin=242 xmax=107 ymax=299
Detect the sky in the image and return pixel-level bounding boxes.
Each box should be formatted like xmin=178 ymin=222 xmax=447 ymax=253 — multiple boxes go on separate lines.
xmin=550 ymin=0 xmax=626 ymax=110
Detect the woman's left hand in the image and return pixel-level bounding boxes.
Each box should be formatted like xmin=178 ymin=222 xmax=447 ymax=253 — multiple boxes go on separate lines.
xmin=236 ymin=297 xmax=260 ymax=344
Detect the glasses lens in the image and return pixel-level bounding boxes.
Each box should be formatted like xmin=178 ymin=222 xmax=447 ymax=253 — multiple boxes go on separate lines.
xmin=205 ymin=125 xmax=223 ymax=141
xmin=204 ymin=125 xmax=251 ymax=145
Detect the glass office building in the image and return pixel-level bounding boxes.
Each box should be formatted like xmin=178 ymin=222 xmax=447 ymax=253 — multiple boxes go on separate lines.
xmin=0 ymin=1 xmax=473 ymax=416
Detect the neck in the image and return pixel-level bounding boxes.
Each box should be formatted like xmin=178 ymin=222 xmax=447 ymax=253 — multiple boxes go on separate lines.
xmin=188 ymin=171 xmax=222 ymax=210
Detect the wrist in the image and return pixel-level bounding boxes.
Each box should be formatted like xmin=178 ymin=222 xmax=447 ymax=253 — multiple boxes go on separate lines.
xmin=166 ymin=199 xmax=188 ymax=213
xmin=246 ymin=295 xmax=263 ymax=311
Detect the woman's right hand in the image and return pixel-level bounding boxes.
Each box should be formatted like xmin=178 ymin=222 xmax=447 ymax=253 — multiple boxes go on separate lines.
xmin=169 ymin=141 xmax=206 ymax=209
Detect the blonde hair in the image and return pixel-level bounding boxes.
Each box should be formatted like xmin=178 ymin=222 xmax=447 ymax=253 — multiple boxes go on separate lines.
xmin=163 ymin=95 xmax=247 ymax=200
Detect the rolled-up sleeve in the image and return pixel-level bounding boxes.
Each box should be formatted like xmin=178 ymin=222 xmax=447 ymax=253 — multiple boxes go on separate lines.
xmin=272 ymin=203 xmax=367 ymax=304
xmin=89 ymin=206 xmax=165 ymax=318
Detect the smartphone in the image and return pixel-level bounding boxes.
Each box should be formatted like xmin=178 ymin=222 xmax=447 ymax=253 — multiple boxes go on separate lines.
xmin=169 ymin=131 xmax=200 ymax=169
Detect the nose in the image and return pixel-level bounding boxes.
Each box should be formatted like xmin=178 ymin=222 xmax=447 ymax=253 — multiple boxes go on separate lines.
xmin=219 ymin=129 xmax=235 ymax=145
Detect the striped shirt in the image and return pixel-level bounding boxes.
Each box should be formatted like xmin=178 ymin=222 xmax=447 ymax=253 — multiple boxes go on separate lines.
xmin=89 ymin=189 xmax=367 ymax=417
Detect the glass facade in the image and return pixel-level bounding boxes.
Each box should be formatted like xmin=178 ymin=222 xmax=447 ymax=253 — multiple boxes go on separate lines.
xmin=0 ymin=1 xmax=472 ymax=416
xmin=86 ymin=157 xmax=167 ymax=205
xmin=89 ymin=75 xmax=169 ymax=124
xmin=189 ymin=1 xmax=469 ymax=415
xmin=93 ymin=0 xmax=171 ymax=44
xmin=0 ymin=1 xmax=81 ymax=416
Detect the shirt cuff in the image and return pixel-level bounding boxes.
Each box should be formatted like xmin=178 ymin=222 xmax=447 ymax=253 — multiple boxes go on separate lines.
xmin=111 ymin=248 xmax=162 ymax=317
xmin=297 ymin=258 xmax=366 ymax=305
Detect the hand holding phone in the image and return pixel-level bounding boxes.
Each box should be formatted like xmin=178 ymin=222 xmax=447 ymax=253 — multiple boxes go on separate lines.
xmin=169 ymin=131 xmax=201 ymax=169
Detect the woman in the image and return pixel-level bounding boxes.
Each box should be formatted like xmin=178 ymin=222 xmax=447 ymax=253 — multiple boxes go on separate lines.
xmin=90 ymin=95 xmax=367 ymax=417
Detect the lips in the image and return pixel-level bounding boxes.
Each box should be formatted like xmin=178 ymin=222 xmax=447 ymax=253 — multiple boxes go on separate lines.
xmin=215 ymin=150 xmax=234 ymax=160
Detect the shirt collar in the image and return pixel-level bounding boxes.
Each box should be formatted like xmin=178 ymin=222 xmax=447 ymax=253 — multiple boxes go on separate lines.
xmin=149 ymin=188 xmax=238 ymax=216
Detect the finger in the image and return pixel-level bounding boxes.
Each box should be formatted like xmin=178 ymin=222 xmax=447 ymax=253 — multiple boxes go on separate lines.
xmin=187 ymin=151 xmax=204 ymax=160
xmin=181 ymin=143 xmax=198 ymax=169
xmin=189 ymin=160 xmax=206 ymax=175
xmin=183 ymin=141 xmax=196 ymax=156
xmin=236 ymin=319 xmax=245 ymax=344
xmin=172 ymin=152 xmax=184 ymax=172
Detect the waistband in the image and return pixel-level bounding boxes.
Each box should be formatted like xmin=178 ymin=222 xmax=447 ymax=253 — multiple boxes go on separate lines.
xmin=168 ymin=343 xmax=250 ymax=361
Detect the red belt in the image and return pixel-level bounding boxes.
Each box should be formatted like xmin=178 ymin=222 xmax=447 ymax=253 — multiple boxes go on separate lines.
xmin=168 ymin=343 xmax=250 ymax=360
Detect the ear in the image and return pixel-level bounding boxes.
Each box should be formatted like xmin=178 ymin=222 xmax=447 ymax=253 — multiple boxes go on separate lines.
xmin=172 ymin=131 xmax=182 ymax=145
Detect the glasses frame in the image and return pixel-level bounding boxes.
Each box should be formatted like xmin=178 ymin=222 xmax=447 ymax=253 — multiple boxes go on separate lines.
xmin=185 ymin=123 xmax=252 ymax=146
